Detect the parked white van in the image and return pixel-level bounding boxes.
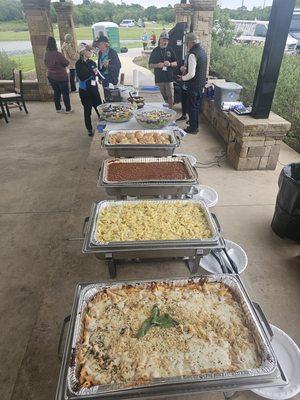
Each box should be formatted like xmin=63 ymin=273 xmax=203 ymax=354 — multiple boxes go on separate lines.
xmin=231 ymin=20 xmax=298 ymax=53
xmin=120 ymin=19 xmax=135 ymax=28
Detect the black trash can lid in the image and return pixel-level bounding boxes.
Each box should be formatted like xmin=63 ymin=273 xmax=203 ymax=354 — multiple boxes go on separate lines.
xmin=283 ymin=163 xmax=300 ymax=184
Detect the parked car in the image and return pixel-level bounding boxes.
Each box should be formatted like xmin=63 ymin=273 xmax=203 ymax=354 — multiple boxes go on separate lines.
xmin=232 ymin=20 xmax=298 ymax=54
xmin=289 ymin=8 xmax=300 ymax=54
xmin=137 ymin=19 xmax=145 ymax=28
xmin=120 ymin=19 xmax=135 ymax=28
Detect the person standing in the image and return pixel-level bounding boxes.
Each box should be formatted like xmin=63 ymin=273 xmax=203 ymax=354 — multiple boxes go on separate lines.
xmin=178 ymin=33 xmax=207 ymax=134
xmin=75 ymin=47 xmax=102 ymax=136
xmin=44 ymin=36 xmax=72 ymax=113
xmin=93 ymin=36 xmax=121 ymax=88
xmin=176 ymin=54 xmax=189 ymax=122
xmin=149 ymin=32 xmax=177 ymax=109
xmin=141 ymin=31 xmax=149 ymax=50
xmin=61 ymin=33 xmax=79 ymax=92
xmin=150 ymin=32 xmax=157 ymax=46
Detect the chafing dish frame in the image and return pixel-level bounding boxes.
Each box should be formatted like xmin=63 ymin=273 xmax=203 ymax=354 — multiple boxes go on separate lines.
xmin=82 ymin=199 xmax=225 ymax=278
xmin=98 ymin=156 xmax=199 ymax=198
xmin=103 ymin=130 xmax=180 ymax=158
xmin=55 ymin=276 xmax=287 ymax=400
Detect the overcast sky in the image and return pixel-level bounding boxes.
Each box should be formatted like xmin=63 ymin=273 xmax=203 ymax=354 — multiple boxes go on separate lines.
xmin=70 ymin=0 xmax=273 ymax=9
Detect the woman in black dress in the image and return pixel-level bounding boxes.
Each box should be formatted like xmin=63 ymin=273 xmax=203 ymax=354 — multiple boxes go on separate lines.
xmin=75 ymin=47 xmax=102 ymax=136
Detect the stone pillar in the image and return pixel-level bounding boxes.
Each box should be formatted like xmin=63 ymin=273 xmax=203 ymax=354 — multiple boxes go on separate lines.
xmin=53 ymin=2 xmax=78 ymax=52
xmin=201 ymin=96 xmax=291 ymax=170
xmin=21 ymin=0 xmax=53 ymax=101
xmin=189 ymin=0 xmax=217 ymax=73
xmin=174 ymin=3 xmax=193 ymax=31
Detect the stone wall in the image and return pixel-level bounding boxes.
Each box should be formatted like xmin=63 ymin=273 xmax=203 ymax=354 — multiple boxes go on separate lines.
xmin=0 ymin=80 xmax=40 ymax=101
xmin=202 ymin=97 xmax=291 ymax=170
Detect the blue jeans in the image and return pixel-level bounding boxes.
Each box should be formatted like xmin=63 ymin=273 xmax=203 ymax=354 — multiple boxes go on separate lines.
xmin=48 ymin=78 xmax=71 ymax=112
xmin=187 ymin=90 xmax=202 ymax=130
xmin=69 ymin=69 xmax=77 ymax=92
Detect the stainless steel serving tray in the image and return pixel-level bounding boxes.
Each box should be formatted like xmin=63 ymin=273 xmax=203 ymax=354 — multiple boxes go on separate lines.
xmin=56 ymin=275 xmax=281 ymax=400
xmin=83 ymin=199 xmax=220 ymax=253
xmin=101 ymin=156 xmax=198 ymax=185
xmin=103 ymin=130 xmax=180 ymax=158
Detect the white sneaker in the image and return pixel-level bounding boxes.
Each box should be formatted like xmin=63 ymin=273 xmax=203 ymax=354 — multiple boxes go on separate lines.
xmin=56 ymin=109 xmax=64 ymax=113
xmin=65 ymin=109 xmax=74 ymax=114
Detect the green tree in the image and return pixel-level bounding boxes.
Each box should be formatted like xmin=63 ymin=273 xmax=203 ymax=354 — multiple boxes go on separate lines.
xmin=156 ymin=6 xmax=175 ymax=24
xmin=144 ymin=6 xmax=158 ymax=21
xmin=0 ymin=0 xmax=23 ymax=22
xmin=50 ymin=4 xmax=57 ymax=23
xmin=213 ymin=6 xmax=237 ymax=46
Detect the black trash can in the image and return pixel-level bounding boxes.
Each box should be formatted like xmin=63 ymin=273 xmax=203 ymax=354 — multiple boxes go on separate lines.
xmin=271 ymin=163 xmax=300 ymax=242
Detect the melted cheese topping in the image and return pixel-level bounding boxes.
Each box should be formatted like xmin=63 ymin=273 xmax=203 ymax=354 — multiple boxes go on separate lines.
xmin=77 ymin=282 xmax=261 ymax=389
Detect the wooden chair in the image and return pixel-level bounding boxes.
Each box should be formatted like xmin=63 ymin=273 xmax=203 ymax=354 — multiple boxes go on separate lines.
xmin=0 ymin=69 xmax=28 ymax=118
xmin=0 ymin=98 xmax=9 ymax=123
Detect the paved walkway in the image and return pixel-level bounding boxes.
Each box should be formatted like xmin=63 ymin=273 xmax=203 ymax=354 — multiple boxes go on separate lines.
xmin=0 ymin=93 xmax=299 ymax=400
xmin=119 ymin=48 xmax=155 ymax=86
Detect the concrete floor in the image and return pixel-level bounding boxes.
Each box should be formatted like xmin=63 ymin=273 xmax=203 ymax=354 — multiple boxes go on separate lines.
xmin=0 ymin=92 xmax=299 ymax=400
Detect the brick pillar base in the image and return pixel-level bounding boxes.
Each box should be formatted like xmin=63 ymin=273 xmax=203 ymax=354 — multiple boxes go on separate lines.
xmin=21 ymin=0 xmax=53 ymax=101
xmin=53 ymin=2 xmax=78 ymax=52
xmin=202 ymin=96 xmax=291 ymax=170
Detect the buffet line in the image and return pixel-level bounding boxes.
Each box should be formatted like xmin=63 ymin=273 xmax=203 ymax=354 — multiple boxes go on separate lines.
xmin=56 ymin=99 xmax=290 ymax=400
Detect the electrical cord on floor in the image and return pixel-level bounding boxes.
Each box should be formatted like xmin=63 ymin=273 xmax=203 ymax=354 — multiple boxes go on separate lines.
xmin=277 ymin=160 xmax=287 ymax=167
xmin=195 ymin=150 xmax=227 ymax=168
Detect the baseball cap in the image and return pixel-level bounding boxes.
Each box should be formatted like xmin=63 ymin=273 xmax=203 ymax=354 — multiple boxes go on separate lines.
xmin=185 ymin=32 xmax=198 ymax=43
xmin=93 ymin=35 xmax=109 ymax=46
xmin=160 ymin=32 xmax=169 ymax=40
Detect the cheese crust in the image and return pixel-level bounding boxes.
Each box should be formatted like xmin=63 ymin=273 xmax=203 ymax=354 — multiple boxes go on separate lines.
xmin=76 ymin=281 xmax=261 ymax=390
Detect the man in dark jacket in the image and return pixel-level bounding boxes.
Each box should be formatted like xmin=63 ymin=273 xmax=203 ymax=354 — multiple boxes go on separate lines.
xmin=149 ymin=32 xmax=177 ymax=108
xmin=178 ymin=33 xmax=207 ymax=134
xmin=93 ymin=36 xmax=121 ymax=88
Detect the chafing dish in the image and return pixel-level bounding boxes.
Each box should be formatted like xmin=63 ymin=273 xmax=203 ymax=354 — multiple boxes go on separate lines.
xmin=103 ymin=130 xmax=180 ymax=158
xmin=56 ymin=275 xmax=287 ymax=400
xmin=82 ymin=199 xmax=225 ymax=278
xmin=98 ymin=156 xmax=199 ymax=198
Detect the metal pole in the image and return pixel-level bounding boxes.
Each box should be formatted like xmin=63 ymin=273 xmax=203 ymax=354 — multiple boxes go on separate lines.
xmin=251 ymin=0 xmax=296 ymax=119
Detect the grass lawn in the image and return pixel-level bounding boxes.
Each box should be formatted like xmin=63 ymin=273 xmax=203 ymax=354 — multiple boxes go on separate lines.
xmin=9 ymin=43 xmax=143 ymax=72
xmin=0 ymin=20 xmax=28 ymax=32
xmin=11 ymin=54 xmax=35 ymax=72
xmin=0 ymin=22 xmax=172 ymax=41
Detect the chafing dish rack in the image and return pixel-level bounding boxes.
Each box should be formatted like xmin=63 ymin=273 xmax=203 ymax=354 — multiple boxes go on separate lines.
xmin=82 ymin=199 xmax=225 ymax=278
xmin=98 ymin=156 xmax=199 ymax=198
xmin=102 ymin=130 xmax=180 ymax=158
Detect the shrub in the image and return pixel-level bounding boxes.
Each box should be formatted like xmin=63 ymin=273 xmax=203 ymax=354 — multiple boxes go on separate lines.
xmin=210 ymin=43 xmax=300 ymax=147
xmin=0 ymin=51 xmax=17 ymax=79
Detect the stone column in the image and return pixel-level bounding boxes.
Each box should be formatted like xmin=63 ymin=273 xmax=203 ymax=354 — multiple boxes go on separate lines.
xmin=189 ymin=0 xmax=217 ymax=73
xmin=174 ymin=3 xmax=193 ymax=31
xmin=53 ymin=2 xmax=78 ymax=52
xmin=21 ymin=0 xmax=53 ymax=101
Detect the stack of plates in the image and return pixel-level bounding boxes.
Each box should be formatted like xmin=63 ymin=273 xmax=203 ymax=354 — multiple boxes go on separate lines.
xmin=252 ymin=325 xmax=300 ymax=399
